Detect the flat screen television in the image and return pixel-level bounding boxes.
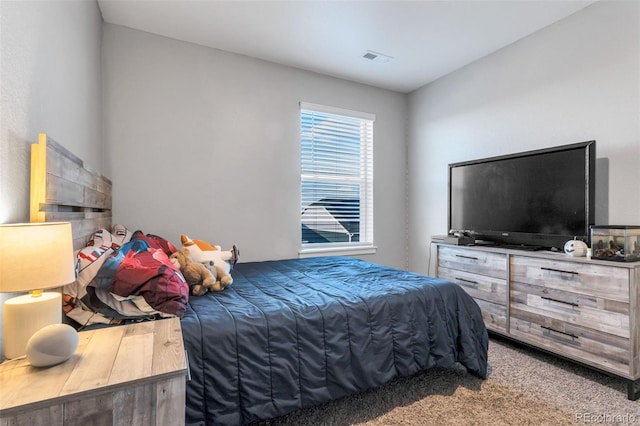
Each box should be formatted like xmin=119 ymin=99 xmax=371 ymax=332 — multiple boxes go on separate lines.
xmin=448 ymin=140 xmax=596 ymax=250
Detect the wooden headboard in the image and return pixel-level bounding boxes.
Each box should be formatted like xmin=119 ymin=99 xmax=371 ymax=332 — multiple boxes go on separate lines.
xmin=30 ymin=133 xmax=112 ymax=250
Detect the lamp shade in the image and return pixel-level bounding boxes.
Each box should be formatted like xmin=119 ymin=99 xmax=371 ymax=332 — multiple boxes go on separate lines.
xmin=0 ymin=222 xmax=75 ymax=293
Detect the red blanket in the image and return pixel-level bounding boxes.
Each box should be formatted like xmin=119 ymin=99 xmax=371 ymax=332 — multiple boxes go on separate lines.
xmin=110 ymin=232 xmax=189 ymax=317
xmin=63 ymin=227 xmax=189 ymax=327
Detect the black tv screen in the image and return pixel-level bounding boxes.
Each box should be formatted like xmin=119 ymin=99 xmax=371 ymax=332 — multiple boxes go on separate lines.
xmin=448 ymin=141 xmax=595 ymax=250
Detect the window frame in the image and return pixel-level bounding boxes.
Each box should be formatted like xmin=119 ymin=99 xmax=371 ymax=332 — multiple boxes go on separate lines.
xmin=298 ymin=102 xmax=376 ymax=257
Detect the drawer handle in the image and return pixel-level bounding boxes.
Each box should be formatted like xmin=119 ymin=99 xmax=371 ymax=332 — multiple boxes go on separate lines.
xmin=455 ymin=277 xmax=479 ymax=289
xmin=540 ymin=267 xmax=578 ymax=276
xmin=541 ymin=325 xmax=579 ymax=340
xmin=541 ymin=296 xmax=579 ymax=307
xmin=455 ymin=254 xmax=479 ymax=261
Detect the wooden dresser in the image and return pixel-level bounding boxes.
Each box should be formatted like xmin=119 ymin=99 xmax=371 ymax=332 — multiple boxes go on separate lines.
xmin=0 ymin=317 xmax=187 ymax=425
xmin=435 ymin=243 xmax=640 ymax=400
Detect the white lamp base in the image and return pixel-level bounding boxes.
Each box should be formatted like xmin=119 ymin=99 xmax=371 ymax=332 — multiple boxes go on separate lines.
xmin=3 ymin=292 xmax=61 ymax=359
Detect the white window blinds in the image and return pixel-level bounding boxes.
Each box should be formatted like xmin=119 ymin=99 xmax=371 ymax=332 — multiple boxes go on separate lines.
xmin=300 ymin=102 xmax=374 ymax=249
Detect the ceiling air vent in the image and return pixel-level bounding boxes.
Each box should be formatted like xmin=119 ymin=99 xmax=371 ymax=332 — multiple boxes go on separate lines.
xmin=361 ymin=50 xmax=392 ymax=63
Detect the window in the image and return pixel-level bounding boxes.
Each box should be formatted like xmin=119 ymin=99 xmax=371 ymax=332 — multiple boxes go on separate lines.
xmin=300 ymin=102 xmax=375 ymax=254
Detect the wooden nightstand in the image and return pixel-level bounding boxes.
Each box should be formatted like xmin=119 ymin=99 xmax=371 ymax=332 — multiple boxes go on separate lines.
xmin=0 ymin=317 xmax=187 ymax=425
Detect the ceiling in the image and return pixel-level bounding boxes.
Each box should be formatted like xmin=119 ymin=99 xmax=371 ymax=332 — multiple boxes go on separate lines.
xmin=97 ymin=0 xmax=595 ymax=93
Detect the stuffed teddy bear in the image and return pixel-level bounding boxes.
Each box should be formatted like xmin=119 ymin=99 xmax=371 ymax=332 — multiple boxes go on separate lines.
xmin=180 ymin=234 xmax=238 ymax=288
xmin=170 ymin=248 xmax=221 ymax=296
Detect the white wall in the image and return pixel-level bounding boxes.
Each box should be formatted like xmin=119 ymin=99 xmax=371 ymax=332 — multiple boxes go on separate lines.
xmin=102 ymin=24 xmax=409 ymax=268
xmin=408 ymin=1 xmax=640 ymax=274
xmin=0 ymin=0 xmax=103 ymax=359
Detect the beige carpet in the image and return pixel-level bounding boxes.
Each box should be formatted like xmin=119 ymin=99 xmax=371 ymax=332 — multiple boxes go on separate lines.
xmin=257 ymin=336 xmax=639 ymax=425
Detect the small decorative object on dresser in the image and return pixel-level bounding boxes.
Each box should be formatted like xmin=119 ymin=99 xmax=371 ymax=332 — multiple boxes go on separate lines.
xmin=25 ymin=323 xmax=79 ymax=367
xmin=563 ymin=238 xmax=588 ymax=257
xmin=591 ymin=225 xmax=640 ymax=262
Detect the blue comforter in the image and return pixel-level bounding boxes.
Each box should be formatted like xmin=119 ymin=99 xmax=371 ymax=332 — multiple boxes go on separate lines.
xmin=181 ymin=257 xmax=488 ymax=425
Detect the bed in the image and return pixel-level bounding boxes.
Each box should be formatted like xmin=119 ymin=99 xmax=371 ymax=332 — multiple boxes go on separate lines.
xmin=30 ymin=134 xmax=489 ymax=425
xmin=181 ymin=256 xmax=488 ymax=424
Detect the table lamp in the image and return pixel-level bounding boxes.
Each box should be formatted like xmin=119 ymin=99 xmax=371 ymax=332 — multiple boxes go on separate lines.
xmin=0 ymin=222 xmax=75 ymax=360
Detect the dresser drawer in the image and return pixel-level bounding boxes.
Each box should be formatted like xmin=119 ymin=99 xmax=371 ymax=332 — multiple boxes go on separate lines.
xmin=510 ymin=255 xmax=629 ymax=303
xmin=438 ymin=266 xmax=507 ymax=305
xmin=510 ymin=280 xmax=630 ymax=338
xmin=510 ymin=316 xmax=631 ymax=376
xmin=438 ymin=246 xmax=507 ymax=279
xmin=475 ymin=299 xmax=507 ymax=333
